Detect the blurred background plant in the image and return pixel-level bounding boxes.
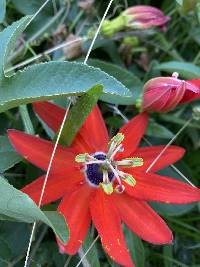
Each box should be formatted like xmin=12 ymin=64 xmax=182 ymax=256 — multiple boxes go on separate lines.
xmin=0 ymin=0 xmax=200 ymax=266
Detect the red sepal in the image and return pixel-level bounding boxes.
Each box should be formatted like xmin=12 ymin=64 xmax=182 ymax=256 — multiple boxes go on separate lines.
xmin=125 ymin=171 xmax=200 ymax=204
xmin=22 ymin=171 xmax=83 ymax=205
xmin=58 ymin=185 xmax=92 ymax=255
xmin=132 ymin=145 xmax=184 ymax=172
xmin=8 ymin=130 xmax=77 ymax=173
xmin=117 ymin=113 xmax=148 ymax=158
xmin=90 ymin=190 xmax=134 ymax=267
xmin=33 ymin=101 xmax=65 ymax=132
xmin=115 ymin=193 xmax=172 ymax=244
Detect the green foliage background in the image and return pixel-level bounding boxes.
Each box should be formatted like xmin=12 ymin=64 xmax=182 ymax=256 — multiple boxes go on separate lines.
xmin=0 ymin=0 xmax=200 ymax=266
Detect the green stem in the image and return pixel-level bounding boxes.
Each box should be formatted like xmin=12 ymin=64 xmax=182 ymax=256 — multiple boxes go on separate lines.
xmin=19 ymin=105 xmax=35 ymax=135
xmin=101 ymin=14 xmax=128 ymax=37
xmin=69 ymin=10 xmax=84 ymax=32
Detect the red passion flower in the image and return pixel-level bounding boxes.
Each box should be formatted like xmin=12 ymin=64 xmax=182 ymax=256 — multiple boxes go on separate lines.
xmin=8 ymin=102 xmax=200 ymax=267
xmin=142 ymin=73 xmax=200 ymax=112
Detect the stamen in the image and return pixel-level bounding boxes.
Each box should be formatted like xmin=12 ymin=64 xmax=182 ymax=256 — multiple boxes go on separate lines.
xmin=107 ymin=133 xmax=124 ymax=158
xmin=118 ymin=171 xmax=136 ymax=187
xmin=103 ymin=170 xmax=109 ymax=183
xmin=75 ymin=153 xmax=96 ymax=163
xmin=75 ymin=133 xmax=143 ymax=195
xmin=85 ymin=160 xmax=105 ymax=165
xmin=108 ymin=163 xmax=122 ymax=187
xmin=109 ymin=144 xmax=123 ymax=160
xmin=100 ymin=182 xmax=113 ymax=195
xmin=115 ymin=184 xmax=125 ymax=194
xmin=115 ymin=157 xmax=143 ymax=167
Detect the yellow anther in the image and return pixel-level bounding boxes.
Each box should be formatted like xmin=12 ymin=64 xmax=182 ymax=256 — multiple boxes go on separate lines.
xmin=100 ymin=182 xmax=113 ymax=195
xmin=109 ymin=133 xmax=124 ymax=148
xmin=75 ymin=153 xmax=90 ymax=163
xmin=117 ymin=157 xmax=143 ymax=167
xmin=128 ymin=157 xmax=143 ymax=167
xmin=123 ymin=174 xmax=136 ymax=187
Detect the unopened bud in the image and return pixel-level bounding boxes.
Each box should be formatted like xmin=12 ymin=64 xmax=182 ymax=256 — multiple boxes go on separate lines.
xmin=142 ymin=75 xmax=200 ymax=113
xmin=124 ymin=5 xmax=170 ymax=30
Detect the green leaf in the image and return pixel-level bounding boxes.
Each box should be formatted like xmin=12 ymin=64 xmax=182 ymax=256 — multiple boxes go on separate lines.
xmin=0 ymin=136 xmax=22 ymax=172
xmin=0 ymin=221 xmax=30 ymax=259
xmin=80 ymin=233 xmax=100 ymax=267
xmin=0 ymin=0 xmax=6 ymax=23
xmin=0 ymin=175 xmax=68 ymax=243
xmin=55 ymin=85 xmax=103 ymax=146
xmin=11 ymin=0 xmax=54 ymax=15
xmin=124 ymin=227 xmax=145 ymax=267
xmin=10 ymin=0 xmax=56 ymax=38
xmin=0 ymin=61 xmax=131 ymax=113
xmin=0 ymin=238 xmax=11 ymax=261
xmin=155 ymin=61 xmax=200 ymax=79
xmin=146 ymin=119 xmax=174 ymax=139
xmin=89 ymin=59 xmax=142 ymax=105
xmin=0 ymin=16 xmax=32 ymax=80
xmin=151 ymin=201 xmax=196 ymax=216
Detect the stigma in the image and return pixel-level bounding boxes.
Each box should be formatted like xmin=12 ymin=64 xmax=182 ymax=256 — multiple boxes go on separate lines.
xmin=75 ymin=133 xmax=143 ymax=195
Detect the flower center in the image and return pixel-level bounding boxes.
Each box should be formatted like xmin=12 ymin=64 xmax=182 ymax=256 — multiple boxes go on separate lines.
xmin=75 ymin=133 xmax=144 ymax=195
xmin=85 ymin=153 xmax=115 ymax=186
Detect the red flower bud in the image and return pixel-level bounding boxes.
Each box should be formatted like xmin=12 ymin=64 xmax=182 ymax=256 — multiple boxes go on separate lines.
xmin=142 ymin=73 xmax=200 ymax=112
xmin=101 ymin=5 xmax=170 ymax=37
xmin=124 ymin=5 xmax=170 ymax=30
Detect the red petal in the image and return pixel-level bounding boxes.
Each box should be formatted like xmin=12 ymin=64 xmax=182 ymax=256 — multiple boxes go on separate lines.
xmin=143 ymin=87 xmax=171 ymax=112
xmin=8 ymin=130 xmax=77 ymax=173
xmin=181 ymin=91 xmax=200 ymax=103
xmin=188 ymin=79 xmax=200 ymax=88
xmin=33 ymin=101 xmax=65 ymax=132
xmin=125 ymin=171 xmax=200 ymax=204
xmin=180 ymin=79 xmax=200 ymax=104
xmin=118 ymin=113 xmax=148 ymax=158
xmin=90 ymin=190 xmax=134 ymax=267
xmin=72 ymin=105 xmax=109 ymax=153
xmin=115 ymin=194 xmax=172 ymax=244
xmin=33 ymin=102 xmax=108 ymax=153
xmin=57 ymin=185 xmax=92 ymax=254
xmin=161 ymin=83 xmax=186 ymax=112
xmin=22 ymin=171 xmax=83 ymax=205
xmin=132 ymin=145 xmax=185 ymax=172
